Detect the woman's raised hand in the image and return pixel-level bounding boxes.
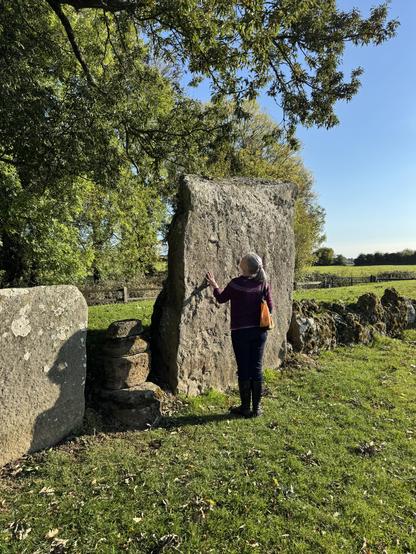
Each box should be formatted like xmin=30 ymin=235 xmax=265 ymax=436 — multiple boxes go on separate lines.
xmin=205 ymin=271 xmax=219 ymax=289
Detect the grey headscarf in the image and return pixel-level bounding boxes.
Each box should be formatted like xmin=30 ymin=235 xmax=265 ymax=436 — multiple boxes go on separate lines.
xmin=242 ymin=252 xmax=267 ymax=283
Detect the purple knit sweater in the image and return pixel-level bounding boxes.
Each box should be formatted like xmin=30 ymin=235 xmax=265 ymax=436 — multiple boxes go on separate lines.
xmin=213 ymin=276 xmax=273 ymax=330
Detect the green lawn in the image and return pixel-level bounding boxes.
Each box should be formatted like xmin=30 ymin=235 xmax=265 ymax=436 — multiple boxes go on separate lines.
xmin=88 ymin=300 xmax=155 ymax=331
xmin=305 ymin=265 xmax=416 ymax=277
xmin=294 ymin=279 xmax=416 ymax=303
xmin=1 ymin=297 xmax=415 ymax=552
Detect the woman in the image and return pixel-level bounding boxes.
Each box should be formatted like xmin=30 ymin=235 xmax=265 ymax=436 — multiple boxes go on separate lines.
xmin=206 ymin=253 xmax=273 ymax=418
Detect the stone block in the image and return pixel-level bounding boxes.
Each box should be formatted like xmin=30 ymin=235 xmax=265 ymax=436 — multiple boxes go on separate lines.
xmin=100 ymin=382 xmax=163 ymax=429
xmin=103 ymin=335 xmax=149 ymax=358
xmin=0 ymin=285 xmax=88 ymax=466
xmin=106 ymin=319 xmax=143 ymax=339
xmin=103 ymin=352 xmax=150 ymax=390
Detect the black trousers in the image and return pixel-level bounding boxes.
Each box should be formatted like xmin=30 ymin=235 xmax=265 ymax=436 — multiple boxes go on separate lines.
xmin=231 ymin=326 xmax=268 ymax=382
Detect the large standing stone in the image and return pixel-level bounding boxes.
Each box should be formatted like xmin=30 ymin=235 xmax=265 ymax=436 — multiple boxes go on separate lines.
xmin=0 ymin=286 xmax=88 ymax=466
xmin=151 ymin=175 xmax=297 ymax=395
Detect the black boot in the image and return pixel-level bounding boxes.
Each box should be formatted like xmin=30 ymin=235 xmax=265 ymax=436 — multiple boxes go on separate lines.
xmin=229 ymin=380 xmax=252 ymax=418
xmin=251 ymin=380 xmax=263 ymax=417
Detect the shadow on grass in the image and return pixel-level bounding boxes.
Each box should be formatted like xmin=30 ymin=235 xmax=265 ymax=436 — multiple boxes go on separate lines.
xmin=159 ymin=412 xmax=237 ymax=429
xmin=77 ymin=408 xmax=238 ymax=438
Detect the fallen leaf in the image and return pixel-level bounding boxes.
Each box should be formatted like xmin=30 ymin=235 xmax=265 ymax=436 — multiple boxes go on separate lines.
xmin=45 ymin=528 xmax=60 ymax=540
xmin=39 ymin=486 xmax=55 ymax=496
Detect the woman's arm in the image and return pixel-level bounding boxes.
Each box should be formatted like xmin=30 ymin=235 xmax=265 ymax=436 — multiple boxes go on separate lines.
xmin=206 ymin=271 xmax=232 ymax=304
xmin=213 ymin=283 xmax=232 ymax=304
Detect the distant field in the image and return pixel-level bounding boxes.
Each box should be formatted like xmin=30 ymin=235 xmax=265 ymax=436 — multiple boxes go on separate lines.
xmin=304 ymin=265 xmax=416 ymax=277
xmin=294 ymin=279 xmax=416 ymax=303
xmin=153 ymin=263 xmax=416 ymax=278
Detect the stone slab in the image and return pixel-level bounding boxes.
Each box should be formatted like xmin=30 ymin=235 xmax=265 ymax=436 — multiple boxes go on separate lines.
xmin=0 ymin=285 xmax=88 ymax=466
xmin=151 ymin=175 xmax=297 ymax=395
xmin=100 ymin=382 xmax=163 ymax=429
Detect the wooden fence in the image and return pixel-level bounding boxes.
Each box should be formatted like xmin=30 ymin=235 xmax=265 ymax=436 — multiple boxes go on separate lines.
xmin=295 ymin=272 xmax=416 ymax=290
xmin=78 ymin=285 xmax=162 ymax=306
xmin=79 ymin=271 xmax=416 ymax=303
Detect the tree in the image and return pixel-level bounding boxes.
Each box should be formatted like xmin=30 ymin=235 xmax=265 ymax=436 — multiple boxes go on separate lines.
xmin=0 ymin=2 xmax=233 ymax=285
xmin=195 ymin=101 xmax=326 ymax=276
xmin=75 ymin=170 xmax=167 ymax=284
xmin=353 ymin=249 xmax=416 ymax=266
xmin=314 ymin=247 xmax=334 ymax=266
xmin=41 ymin=0 xmax=398 ymax=142
xmin=333 ymin=254 xmax=348 ymax=266
xmin=0 ymin=1 xmax=399 ymax=284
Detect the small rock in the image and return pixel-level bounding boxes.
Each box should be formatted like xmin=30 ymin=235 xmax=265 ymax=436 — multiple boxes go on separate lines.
xmin=106 ymin=319 xmax=143 ymax=339
xmin=103 ymin=335 xmax=148 ymax=358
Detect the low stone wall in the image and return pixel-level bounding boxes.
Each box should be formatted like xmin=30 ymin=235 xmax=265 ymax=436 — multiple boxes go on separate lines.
xmin=287 ymin=288 xmax=416 ymax=355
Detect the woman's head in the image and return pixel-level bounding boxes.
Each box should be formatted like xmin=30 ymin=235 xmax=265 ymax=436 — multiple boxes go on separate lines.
xmin=239 ymin=253 xmax=267 ymax=282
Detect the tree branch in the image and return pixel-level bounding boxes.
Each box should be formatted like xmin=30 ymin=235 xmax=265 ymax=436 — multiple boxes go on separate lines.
xmin=56 ymin=0 xmax=140 ymax=12
xmin=45 ymin=0 xmax=97 ymax=86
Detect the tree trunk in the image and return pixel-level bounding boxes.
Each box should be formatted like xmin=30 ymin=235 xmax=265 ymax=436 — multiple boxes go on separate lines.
xmin=92 ymin=265 xmax=101 ymax=284
xmin=0 ymin=230 xmax=26 ymax=287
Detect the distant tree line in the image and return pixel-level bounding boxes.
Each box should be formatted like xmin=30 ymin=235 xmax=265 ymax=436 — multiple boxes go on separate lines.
xmin=354 ymin=250 xmax=416 ymax=266
xmin=313 ymin=248 xmax=416 ymax=267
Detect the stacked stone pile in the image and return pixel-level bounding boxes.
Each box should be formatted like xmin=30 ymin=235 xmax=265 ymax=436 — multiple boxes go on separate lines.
xmin=99 ymin=319 xmax=164 ymax=429
xmin=287 ymin=288 xmax=416 ymax=355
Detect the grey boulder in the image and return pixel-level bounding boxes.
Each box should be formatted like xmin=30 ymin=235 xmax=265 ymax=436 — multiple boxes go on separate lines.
xmin=0 ymin=285 xmax=88 ymax=466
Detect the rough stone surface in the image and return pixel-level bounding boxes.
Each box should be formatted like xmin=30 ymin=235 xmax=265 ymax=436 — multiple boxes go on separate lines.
xmin=380 ymin=288 xmax=411 ymax=337
xmin=0 ymin=285 xmax=88 ymax=466
xmin=106 ymin=319 xmax=143 ymax=339
xmin=151 ymin=175 xmax=297 ymax=395
xmin=100 ymin=382 xmax=163 ymax=429
xmin=287 ymin=302 xmax=337 ymax=354
xmin=103 ymin=335 xmax=149 ymax=358
xmin=405 ymin=300 xmax=416 ymax=326
xmin=103 ymin=352 xmax=150 ymax=390
xmin=287 ymin=288 xmax=415 ymax=355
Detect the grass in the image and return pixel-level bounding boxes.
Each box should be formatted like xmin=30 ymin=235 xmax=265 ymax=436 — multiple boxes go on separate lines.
xmin=304 ymin=265 xmax=416 ymax=277
xmin=294 ymin=280 xmax=416 ymax=303
xmin=1 ymin=294 xmax=416 ymax=553
xmin=88 ymin=300 xmax=155 ymax=331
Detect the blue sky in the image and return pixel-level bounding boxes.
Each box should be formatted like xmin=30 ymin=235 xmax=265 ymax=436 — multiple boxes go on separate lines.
xmin=185 ymin=0 xmax=415 ymax=259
